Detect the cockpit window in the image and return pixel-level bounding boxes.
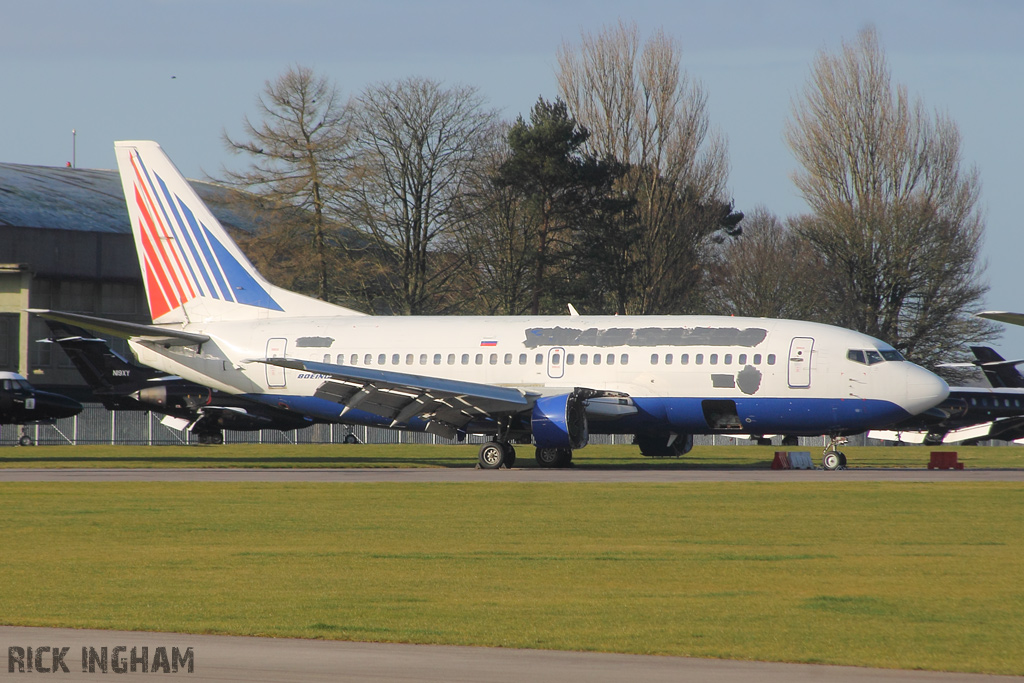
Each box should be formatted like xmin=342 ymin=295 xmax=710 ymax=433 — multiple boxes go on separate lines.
xmin=848 ymin=348 xmax=905 ymax=365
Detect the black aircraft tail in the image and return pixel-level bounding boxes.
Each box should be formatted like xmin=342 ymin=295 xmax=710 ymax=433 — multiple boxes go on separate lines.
xmin=44 ymin=321 xmax=166 ymax=409
xmin=969 ymin=346 xmax=1024 ymax=389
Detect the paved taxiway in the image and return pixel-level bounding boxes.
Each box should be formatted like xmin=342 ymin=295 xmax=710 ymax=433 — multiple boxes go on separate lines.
xmin=2 ymin=626 xmax=1019 ymax=682
xmin=2 ymin=466 xmax=1024 ymax=482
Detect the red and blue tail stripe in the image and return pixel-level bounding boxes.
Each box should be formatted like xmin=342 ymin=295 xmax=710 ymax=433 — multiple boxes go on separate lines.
xmin=127 ymin=149 xmax=281 ymax=319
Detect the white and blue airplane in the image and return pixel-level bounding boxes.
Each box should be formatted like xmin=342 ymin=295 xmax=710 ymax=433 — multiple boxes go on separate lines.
xmin=35 ymin=141 xmax=949 ymax=469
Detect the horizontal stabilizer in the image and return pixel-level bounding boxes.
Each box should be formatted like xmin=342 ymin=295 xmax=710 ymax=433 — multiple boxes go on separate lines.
xmin=30 ymin=309 xmax=209 ymax=347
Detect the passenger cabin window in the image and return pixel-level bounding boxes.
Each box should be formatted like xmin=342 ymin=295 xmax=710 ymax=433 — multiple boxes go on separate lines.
xmin=696 ymin=354 xmax=704 ymax=365
xmin=710 ymin=354 xmax=718 ymax=365
xmin=552 ymin=353 xmax=561 ymax=365
xmin=580 ymin=353 xmax=588 ymax=365
xmin=738 ymin=354 xmax=747 ymax=365
xmin=392 ymin=354 xmax=400 ymax=365
xmin=593 ymin=354 xmax=601 ymax=366
xmin=724 ymin=354 xmax=732 ymax=364
xmin=476 ymin=354 xmax=483 ymax=365
xmin=767 ymin=354 xmax=776 ymax=365
xmin=651 ymin=354 xmax=659 ymax=365
xmin=337 ymin=354 xmax=345 ymax=364
xmin=364 ymin=353 xmax=372 ymax=365
xmin=679 ymin=353 xmax=687 ymax=365
xmin=666 ymin=353 xmax=674 ymax=365
xmin=606 ymin=353 xmax=614 ymax=365
xmin=406 ymin=354 xmax=414 ymax=365
xmin=447 ymin=353 xmax=456 ymax=365
xmin=519 ymin=353 xmax=527 ymax=365
xmin=490 ymin=353 xmax=498 ymax=365
xmin=378 ymin=353 xmax=386 ymax=365
xmin=565 ymin=353 xmax=574 ymax=365
xmin=351 ymin=354 xmax=358 ymax=365
xmin=535 ymin=354 xmax=543 ymax=365
xmin=753 ymin=354 xmax=761 ymax=364
xmin=419 ymin=354 xmax=428 ymax=365
xmin=433 ymin=353 xmax=442 ymax=365
xmin=620 ymin=354 xmax=628 ymax=365
xmin=462 ymin=354 xmax=470 ymax=364
xmin=505 ymin=353 xmax=513 ymax=365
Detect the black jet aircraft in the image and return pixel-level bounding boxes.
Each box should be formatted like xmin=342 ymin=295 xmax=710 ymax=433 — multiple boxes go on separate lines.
xmin=1 ymin=371 xmax=83 ymax=445
xmin=44 ymin=322 xmax=326 ymax=444
xmin=869 ymin=346 xmax=1024 ymax=444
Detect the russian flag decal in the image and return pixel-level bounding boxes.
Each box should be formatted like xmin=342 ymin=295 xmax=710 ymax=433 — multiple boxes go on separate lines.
xmin=480 ymin=340 xmax=497 ymax=347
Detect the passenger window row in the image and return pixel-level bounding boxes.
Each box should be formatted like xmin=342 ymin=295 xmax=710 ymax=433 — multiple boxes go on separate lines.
xmin=313 ymin=349 xmax=778 ymax=369
xmin=649 ymin=352 xmax=775 ymax=366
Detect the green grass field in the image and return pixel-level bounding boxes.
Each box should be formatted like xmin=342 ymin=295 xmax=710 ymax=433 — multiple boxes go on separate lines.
xmin=1 ymin=481 xmax=1022 ymax=674
xmin=2 ymin=442 xmax=1023 ymax=468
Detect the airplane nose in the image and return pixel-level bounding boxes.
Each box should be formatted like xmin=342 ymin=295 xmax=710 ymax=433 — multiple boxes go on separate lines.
xmin=903 ymin=364 xmax=950 ymax=416
xmin=37 ymin=392 xmax=84 ymax=419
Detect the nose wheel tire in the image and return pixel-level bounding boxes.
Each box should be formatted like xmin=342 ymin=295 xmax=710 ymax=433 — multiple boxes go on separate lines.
xmin=823 ymin=450 xmax=844 ymax=471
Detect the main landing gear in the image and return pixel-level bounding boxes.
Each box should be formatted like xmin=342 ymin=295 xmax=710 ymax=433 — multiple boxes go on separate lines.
xmin=822 ymin=436 xmax=848 ymax=471
xmin=534 ymin=447 xmax=573 ymax=468
xmin=478 ymin=441 xmax=516 ymax=469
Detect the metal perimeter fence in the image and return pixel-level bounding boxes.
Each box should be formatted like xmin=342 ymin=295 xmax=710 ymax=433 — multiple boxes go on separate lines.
xmin=0 ymin=403 xmax=1005 ymax=448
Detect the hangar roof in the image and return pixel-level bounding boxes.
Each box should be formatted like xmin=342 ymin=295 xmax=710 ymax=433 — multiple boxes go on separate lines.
xmin=0 ymin=162 xmax=269 ymax=234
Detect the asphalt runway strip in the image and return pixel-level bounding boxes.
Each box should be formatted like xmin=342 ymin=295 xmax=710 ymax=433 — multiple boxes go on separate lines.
xmin=2 ymin=626 xmax=1018 ymax=683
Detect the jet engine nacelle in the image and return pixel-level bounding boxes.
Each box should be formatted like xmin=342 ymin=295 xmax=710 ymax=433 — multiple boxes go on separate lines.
xmin=134 ymin=384 xmax=212 ymax=411
xmin=531 ymin=393 xmax=589 ymax=450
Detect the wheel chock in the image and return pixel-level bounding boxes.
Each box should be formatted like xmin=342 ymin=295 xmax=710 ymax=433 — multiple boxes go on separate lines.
xmin=928 ymin=451 xmax=965 ymax=470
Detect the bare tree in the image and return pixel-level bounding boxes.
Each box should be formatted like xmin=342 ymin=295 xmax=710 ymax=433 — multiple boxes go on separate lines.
xmin=557 ymin=20 xmax=737 ymax=314
xmin=785 ymin=26 xmax=995 ymax=365
xmin=457 ymin=127 xmax=539 ymax=315
xmin=708 ymin=207 xmax=829 ymax=320
xmin=222 ymin=65 xmax=354 ymax=301
xmin=340 ymin=77 xmax=497 ymax=314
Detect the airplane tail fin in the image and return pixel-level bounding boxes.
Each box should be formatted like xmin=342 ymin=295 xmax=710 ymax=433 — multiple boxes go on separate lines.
xmin=43 ymin=321 xmax=163 ymax=410
xmin=969 ymin=346 xmax=1024 ymax=389
xmin=113 ymin=141 xmax=365 ymax=323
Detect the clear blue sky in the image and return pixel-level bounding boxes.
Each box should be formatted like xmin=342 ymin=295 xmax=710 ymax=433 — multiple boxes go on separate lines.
xmin=4 ymin=0 xmax=1023 ymax=353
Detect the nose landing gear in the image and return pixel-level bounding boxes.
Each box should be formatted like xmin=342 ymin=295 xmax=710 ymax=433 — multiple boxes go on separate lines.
xmin=822 ymin=436 xmax=848 ymax=470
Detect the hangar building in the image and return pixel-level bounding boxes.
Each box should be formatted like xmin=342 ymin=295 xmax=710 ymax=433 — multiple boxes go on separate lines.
xmin=0 ymin=161 xmax=269 ymax=397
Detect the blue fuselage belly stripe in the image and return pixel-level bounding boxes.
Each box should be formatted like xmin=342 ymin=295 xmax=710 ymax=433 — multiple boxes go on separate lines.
xmin=239 ymin=393 xmax=911 ymax=437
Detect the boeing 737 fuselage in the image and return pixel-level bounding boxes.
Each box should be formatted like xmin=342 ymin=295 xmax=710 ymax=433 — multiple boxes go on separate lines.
xmin=35 ymin=141 xmax=950 ymax=469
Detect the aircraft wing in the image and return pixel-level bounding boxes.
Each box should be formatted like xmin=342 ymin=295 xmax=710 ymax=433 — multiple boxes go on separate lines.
xmin=978 ymin=311 xmax=1024 ymax=328
xmin=256 ymin=357 xmax=538 ymax=438
xmin=29 ymin=309 xmax=209 ymax=347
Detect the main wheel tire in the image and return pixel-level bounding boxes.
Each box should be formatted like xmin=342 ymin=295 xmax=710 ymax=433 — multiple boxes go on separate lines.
xmin=838 ymin=452 xmax=847 ymax=468
xmin=823 ymin=450 xmax=841 ymax=471
xmin=535 ymin=447 xmax=560 ymax=468
xmin=502 ymin=443 xmax=516 ymax=469
xmin=555 ymin=448 xmax=573 ymax=467
xmin=18 ymin=435 xmax=33 ymax=447
xmin=479 ymin=442 xmax=505 ymax=469
xmin=343 ymin=434 xmax=358 ymax=444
